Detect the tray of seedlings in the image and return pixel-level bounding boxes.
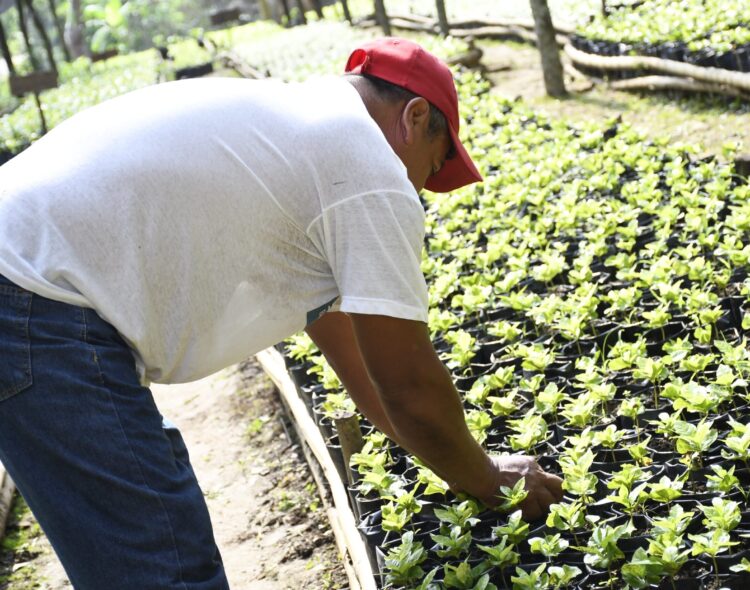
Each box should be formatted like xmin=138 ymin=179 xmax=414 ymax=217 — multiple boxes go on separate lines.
xmin=570 ymin=0 xmax=750 ymax=81
xmin=266 ymin=69 xmax=750 ymax=590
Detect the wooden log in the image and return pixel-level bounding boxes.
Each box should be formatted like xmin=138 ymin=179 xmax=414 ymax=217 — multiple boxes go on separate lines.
xmin=333 ymin=412 xmax=364 ymax=486
xmin=209 ymin=7 xmax=241 ymax=26
xmin=564 ymin=42 xmax=750 ymax=93
xmin=0 ymin=461 xmax=15 ymax=541
xmin=608 ymin=74 xmax=750 ymax=100
xmin=9 ymin=69 xmax=57 ymax=96
xmin=257 ymin=347 xmax=377 ymax=590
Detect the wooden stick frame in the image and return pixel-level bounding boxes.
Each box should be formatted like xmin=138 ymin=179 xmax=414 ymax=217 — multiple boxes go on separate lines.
xmin=256 ymin=348 xmax=377 ymax=590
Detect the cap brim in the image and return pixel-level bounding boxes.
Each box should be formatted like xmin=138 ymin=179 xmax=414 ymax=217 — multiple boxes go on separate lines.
xmin=424 ymin=124 xmax=482 ymax=193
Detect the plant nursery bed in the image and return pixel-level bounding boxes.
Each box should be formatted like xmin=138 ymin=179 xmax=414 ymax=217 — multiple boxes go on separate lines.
xmin=269 ymin=69 xmax=750 ymax=590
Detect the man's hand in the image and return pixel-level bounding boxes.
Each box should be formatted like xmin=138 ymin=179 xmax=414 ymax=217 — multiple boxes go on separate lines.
xmin=453 ymin=455 xmax=563 ymax=521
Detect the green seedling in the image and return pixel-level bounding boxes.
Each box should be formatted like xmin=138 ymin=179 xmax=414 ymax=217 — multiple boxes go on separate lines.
xmin=492 ymin=509 xmax=529 ymax=545
xmin=382 ymin=531 xmax=427 ymax=587
xmin=495 ymin=477 xmax=528 ymax=512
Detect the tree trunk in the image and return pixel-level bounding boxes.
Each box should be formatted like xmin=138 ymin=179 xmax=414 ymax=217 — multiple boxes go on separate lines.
xmin=309 ymin=0 xmax=324 ymax=19
xmin=47 ymin=0 xmax=70 ymax=61
xmin=374 ymin=0 xmax=390 ymax=36
xmin=293 ymin=0 xmax=307 ymax=24
xmin=0 ymin=16 xmax=15 ymax=75
xmin=15 ymin=0 xmax=40 ymax=69
xmin=278 ymin=0 xmax=292 ymax=25
xmin=529 ymin=0 xmax=566 ymax=97
xmin=339 ymin=0 xmax=351 ymax=23
xmin=435 ymin=0 xmax=449 ymax=36
xmin=602 ymin=0 xmax=608 ymax=17
xmin=25 ymin=0 xmax=57 ymax=73
xmin=65 ymin=0 xmax=84 ymax=58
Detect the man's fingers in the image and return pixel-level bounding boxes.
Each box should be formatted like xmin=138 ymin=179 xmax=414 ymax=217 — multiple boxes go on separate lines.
xmin=534 ymin=485 xmax=558 ymax=512
xmin=544 ymin=471 xmax=564 ymax=502
xmin=520 ymin=494 xmax=544 ymax=521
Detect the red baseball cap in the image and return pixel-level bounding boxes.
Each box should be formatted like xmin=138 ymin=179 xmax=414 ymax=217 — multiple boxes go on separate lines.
xmin=344 ymin=37 xmax=482 ymax=193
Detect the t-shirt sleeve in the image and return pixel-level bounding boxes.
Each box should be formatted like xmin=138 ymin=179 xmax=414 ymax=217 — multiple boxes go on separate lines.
xmin=306 ymin=191 xmax=429 ymax=323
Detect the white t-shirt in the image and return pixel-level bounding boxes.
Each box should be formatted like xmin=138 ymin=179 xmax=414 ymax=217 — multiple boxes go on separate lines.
xmin=0 ymin=77 xmax=429 ymax=384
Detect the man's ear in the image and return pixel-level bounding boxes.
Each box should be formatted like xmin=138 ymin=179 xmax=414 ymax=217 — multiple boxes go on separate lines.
xmin=400 ymin=97 xmax=431 ymax=145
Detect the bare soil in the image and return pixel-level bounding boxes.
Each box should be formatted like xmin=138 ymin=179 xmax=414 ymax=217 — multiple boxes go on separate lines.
xmin=0 ymin=360 xmax=348 ymax=590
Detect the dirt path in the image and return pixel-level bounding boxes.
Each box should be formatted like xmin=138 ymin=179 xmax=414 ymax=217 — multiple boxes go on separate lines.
xmin=0 ymin=360 xmax=348 ymax=590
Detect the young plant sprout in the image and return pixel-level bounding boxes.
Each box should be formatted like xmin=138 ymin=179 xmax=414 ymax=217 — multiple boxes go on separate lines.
xmin=492 ymin=509 xmax=530 ymax=545
xmin=442 ymin=561 xmax=497 ymax=590
xmin=382 ymin=531 xmax=428 ymax=587
xmin=528 ymin=533 xmax=569 ymax=561
xmin=689 ymin=529 xmax=739 ymax=586
xmin=495 ymin=477 xmax=529 ymax=513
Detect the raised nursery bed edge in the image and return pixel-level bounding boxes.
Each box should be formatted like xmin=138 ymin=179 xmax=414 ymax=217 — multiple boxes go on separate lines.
xmin=0 ymin=461 xmax=15 ymax=542
xmin=256 ymin=347 xmax=377 ymax=590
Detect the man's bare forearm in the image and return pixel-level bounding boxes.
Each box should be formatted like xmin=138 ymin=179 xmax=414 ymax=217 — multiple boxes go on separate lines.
xmin=372 ymin=345 xmax=496 ymax=499
xmin=306 ymin=312 xmax=455 ymax=481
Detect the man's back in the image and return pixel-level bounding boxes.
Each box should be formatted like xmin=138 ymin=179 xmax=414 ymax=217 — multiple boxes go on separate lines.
xmin=0 ymin=77 xmax=426 ymax=383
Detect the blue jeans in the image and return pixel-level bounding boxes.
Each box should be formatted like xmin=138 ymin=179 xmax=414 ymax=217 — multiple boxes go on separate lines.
xmin=0 ymin=274 xmax=229 ymax=589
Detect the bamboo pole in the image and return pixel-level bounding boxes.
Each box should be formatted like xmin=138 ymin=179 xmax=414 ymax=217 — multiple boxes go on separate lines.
xmin=564 ymin=42 xmax=750 ymax=93
xmin=256 ymin=347 xmax=377 ymax=590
